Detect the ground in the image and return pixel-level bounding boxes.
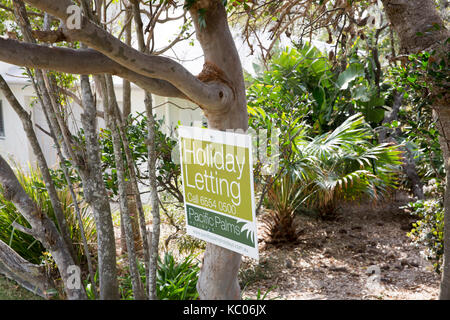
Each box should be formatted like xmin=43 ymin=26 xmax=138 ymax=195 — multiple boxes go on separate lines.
xmin=240 ymin=192 xmax=441 ymax=300
xmin=0 ymin=192 xmax=441 ymax=300
xmin=0 ymin=276 xmax=43 ymax=300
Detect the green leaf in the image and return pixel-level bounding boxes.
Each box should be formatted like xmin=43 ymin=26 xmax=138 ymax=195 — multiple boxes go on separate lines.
xmin=352 ymin=86 xmax=370 ymax=102
xmin=312 ymin=86 xmax=326 ymax=111
xmin=337 ymin=63 xmax=365 ymax=90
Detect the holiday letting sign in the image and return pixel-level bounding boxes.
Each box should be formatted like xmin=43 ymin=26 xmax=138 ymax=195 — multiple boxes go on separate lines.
xmin=178 ymin=126 xmax=258 ymax=260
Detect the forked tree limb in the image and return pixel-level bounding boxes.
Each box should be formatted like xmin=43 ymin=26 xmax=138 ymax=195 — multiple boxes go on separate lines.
xmin=17 ymin=0 xmax=233 ymax=111
xmin=0 ymin=239 xmax=55 ymax=299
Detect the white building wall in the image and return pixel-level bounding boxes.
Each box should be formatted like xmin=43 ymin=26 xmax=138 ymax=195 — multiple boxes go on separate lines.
xmin=0 ymin=84 xmax=34 ymax=169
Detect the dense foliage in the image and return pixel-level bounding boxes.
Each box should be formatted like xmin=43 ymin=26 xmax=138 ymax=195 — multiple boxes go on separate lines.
xmin=386 ymin=46 xmax=449 ymax=270
xmin=247 ymin=46 xmax=403 ymax=242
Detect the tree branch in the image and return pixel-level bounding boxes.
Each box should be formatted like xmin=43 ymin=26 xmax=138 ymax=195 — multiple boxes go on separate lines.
xmin=0 ymin=38 xmax=186 ymax=99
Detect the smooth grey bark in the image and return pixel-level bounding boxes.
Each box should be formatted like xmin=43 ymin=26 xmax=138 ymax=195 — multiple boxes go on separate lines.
xmin=101 ymin=74 xmax=146 ymax=300
xmin=79 ymin=75 xmax=119 ymax=300
xmin=0 ymin=239 xmax=55 ymax=299
xmin=0 ymin=154 xmax=86 ymax=300
xmin=382 ymin=0 xmax=450 ymax=300
xmin=189 ymin=1 xmax=247 ymax=300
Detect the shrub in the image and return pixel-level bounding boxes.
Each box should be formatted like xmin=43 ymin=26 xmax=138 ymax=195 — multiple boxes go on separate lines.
xmin=156 ymin=252 xmax=200 ymax=300
xmin=262 ymin=173 xmax=309 ymax=243
xmin=405 ymin=181 xmax=444 ymax=272
xmin=117 ymin=253 xmax=200 ymax=300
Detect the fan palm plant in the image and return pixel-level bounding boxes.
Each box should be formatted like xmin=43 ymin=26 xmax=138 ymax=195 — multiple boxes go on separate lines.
xmin=264 ymin=114 xmax=402 ymax=242
xmin=263 ymin=172 xmax=311 ymax=244
xmin=296 ymin=114 xmax=403 ymax=218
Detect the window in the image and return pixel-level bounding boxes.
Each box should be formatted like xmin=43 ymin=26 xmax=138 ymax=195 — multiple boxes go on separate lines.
xmin=0 ymin=100 xmax=4 ymax=137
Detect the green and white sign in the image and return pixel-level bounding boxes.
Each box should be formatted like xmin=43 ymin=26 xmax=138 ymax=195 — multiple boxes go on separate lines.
xmin=178 ymin=126 xmax=259 ymax=260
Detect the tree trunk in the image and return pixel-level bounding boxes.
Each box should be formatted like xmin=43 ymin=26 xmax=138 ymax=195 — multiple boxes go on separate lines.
xmin=381 ymin=0 xmax=450 ymax=300
xmin=189 ymin=1 xmax=248 ymax=300
xmin=439 ymin=0 xmax=449 ymax=21
xmin=56 ymin=154 xmax=98 ymax=299
xmin=79 ymin=75 xmax=119 ymax=300
xmin=129 ymin=1 xmax=159 ymax=299
xmin=0 ymin=239 xmax=55 ymax=299
xmin=32 ymin=70 xmax=101 ymax=299
xmin=120 ymin=6 xmax=143 ymax=256
xmin=435 ymin=106 xmax=450 ymax=299
xmin=382 ymin=0 xmax=449 ymax=53
xmin=404 ymin=151 xmax=425 ymax=200
xmin=144 ymin=93 xmax=160 ymax=300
